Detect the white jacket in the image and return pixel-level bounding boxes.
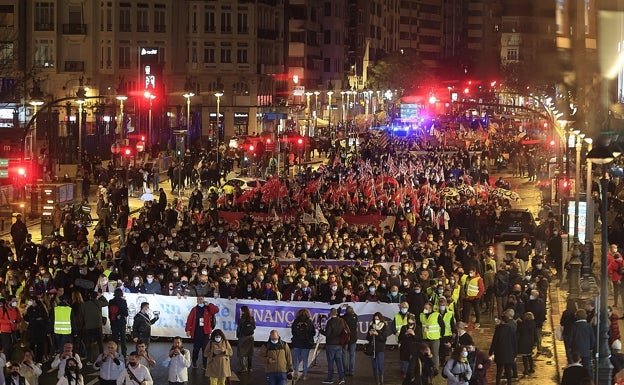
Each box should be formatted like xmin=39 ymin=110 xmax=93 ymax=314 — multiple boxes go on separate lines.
xmin=115 ymin=364 xmax=153 ymax=385
xmin=166 ymin=348 xmax=191 ymax=382
xmin=94 ymin=353 xmax=124 ymax=381
xmin=51 ymin=354 xmax=83 ymax=379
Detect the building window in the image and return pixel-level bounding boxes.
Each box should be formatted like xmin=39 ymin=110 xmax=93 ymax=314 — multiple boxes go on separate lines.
xmin=323 ymin=58 xmax=330 ymax=72
xmin=324 ymin=2 xmax=331 ymax=16
xmin=205 ymin=11 xmax=215 ymax=32
xmin=100 ymin=44 xmax=112 ymax=69
xmin=118 ymin=46 xmax=131 ymax=68
xmin=324 ymin=30 xmax=331 ymax=44
xmin=237 ymin=48 xmax=247 ymax=64
xmin=34 ymin=39 xmax=54 ymax=67
xmin=220 ymin=48 xmax=231 ymax=63
xmin=154 ymin=9 xmax=166 ymax=32
xmin=507 ymin=48 xmax=518 ymax=61
xmin=237 ymin=12 xmax=248 ymax=33
xmin=204 ymin=47 xmax=215 ymax=63
xmin=119 ymin=9 xmax=131 ymax=32
xmin=137 ymin=9 xmax=148 ymax=32
xmin=221 ymin=12 xmax=232 ymax=33
xmin=34 ymin=2 xmax=54 ymax=30
xmin=0 ymin=5 xmax=14 ymax=28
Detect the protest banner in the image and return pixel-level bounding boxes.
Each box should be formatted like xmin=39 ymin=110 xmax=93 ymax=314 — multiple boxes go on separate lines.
xmin=101 ymin=294 xmax=399 ymax=344
xmin=164 ymin=250 xmax=231 ymax=264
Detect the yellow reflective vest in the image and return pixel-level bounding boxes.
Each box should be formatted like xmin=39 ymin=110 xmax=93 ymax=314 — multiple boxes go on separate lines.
xmin=420 ymin=312 xmax=441 ymax=340
xmin=394 ymin=312 xmax=412 ymax=342
xmin=54 ymin=306 xmax=72 ymax=335
xmin=466 ymin=277 xmax=481 ymax=297
xmin=441 ymin=310 xmax=454 ymax=337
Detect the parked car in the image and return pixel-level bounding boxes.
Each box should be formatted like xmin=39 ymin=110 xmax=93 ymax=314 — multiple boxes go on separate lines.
xmin=220 ymin=177 xmax=266 ymax=193
xmin=494 ymin=209 xmax=537 ymax=244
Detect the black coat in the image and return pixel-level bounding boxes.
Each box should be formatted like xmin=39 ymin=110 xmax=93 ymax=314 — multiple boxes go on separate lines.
xmin=516 ymin=319 xmax=536 ymax=355
xmin=568 ymin=319 xmax=596 ymax=358
xmin=367 ymin=321 xmax=389 ymax=353
xmin=341 ymin=311 xmax=359 ymax=345
xmin=489 ymin=323 xmax=517 ymax=364
xmin=560 ymin=364 xmax=591 ymax=385
xmin=290 ymin=316 xmax=316 ymax=349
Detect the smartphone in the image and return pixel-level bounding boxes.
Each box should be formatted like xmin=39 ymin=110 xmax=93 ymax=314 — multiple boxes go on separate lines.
xmin=153 ymin=311 xmax=161 ymax=316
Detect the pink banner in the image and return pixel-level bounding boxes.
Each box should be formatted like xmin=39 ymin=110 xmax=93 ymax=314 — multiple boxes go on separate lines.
xmin=218 ymin=211 xmax=395 ymax=231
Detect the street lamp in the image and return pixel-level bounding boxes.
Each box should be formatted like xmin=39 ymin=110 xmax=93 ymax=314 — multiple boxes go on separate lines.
xmin=587 ymin=143 xmax=616 ymax=385
xmin=29 ymin=100 xmax=44 ymax=160
xmin=340 ymin=91 xmax=346 ymax=122
xmin=573 ymin=130 xmax=582 ymax=244
xmin=144 ymin=91 xmax=156 ymax=150
xmin=214 ymin=92 xmax=223 ymax=163
xmin=183 ymin=92 xmax=194 ymax=145
xmin=76 ymin=98 xmax=85 ymax=164
xmin=584 ymin=137 xmax=593 ymax=246
xmin=116 ymin=95 xmax=127 ymax=141
xmin=327 ymin=91 xmax=334 ymax=134
xmin=305 ymin=92 xmax=313 ymax=136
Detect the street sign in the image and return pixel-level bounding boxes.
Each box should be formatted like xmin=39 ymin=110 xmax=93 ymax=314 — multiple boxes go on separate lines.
xmin=293 ymin=86 xmax=305 ymax=96
xmin=0 ymin=158 xmax=7 ymax=167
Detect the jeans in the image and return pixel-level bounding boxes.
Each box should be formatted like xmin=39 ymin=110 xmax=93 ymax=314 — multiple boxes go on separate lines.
xmin=343 ymin=343 xmax=356 ymax=375
xmin=293 ymin=347 xmax=311 ymax=376
xmin=267 ymin=372 xmax=287 ymax=385
xmin=371 ymin=351 xmax=385 ymax=375
xmin=192 ymin=332 xmax=208 ymax=367
xmin=325 ymin=345 xmax=344 ymax=381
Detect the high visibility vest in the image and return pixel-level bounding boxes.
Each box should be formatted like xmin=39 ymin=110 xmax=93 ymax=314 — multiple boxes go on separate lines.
xmin=451 ymin=286 xmax=461 ymax=303
xmin=54 ymin=306 xmax=72 ymax=335
xmin=420 ymin=312 xmax=441 ymax=340
xmin=394 ymin=312 xmax=412 ymax=341
xmin=466 ymin=277 xmax=481 ymax=297
xmin=441 ymin=311 xmax=454 ymax=337
xmin=103 ymin=269 xmax=112 ymax=278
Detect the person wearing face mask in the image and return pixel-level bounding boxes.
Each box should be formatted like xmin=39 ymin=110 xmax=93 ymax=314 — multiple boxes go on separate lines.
xmin=398 ymin=314 xmax=423 ymax=378
xmin=131 ymin=302 xmax=159 ymax=349
xmin=115 ymin=351 xmax=153 ymax=385
xmin=203 ymin=329 xmax=232 ymax=384
xmin=442 ymin=346 xmax=472 ymax=385
xmin=361 ymin=283 xmax=381 ymax=302
xmin=489 ymin=312 xmax=518 ymax=385
xmin=185 ymin=296 xmax=219 ymax=369
xmin=403 ymin=342 xmax=435 ymax=385
xmin=438 ymin=297 xmax=455 ymax=361
xmin=235 ymin=306 xmax=256 ymax=373
xmin=524 ymin=289 xmax=546 ymax=355
xmin=391 ymin=302 xmax=414 ymax=348
xmin=260 ymin=330 xmax=293 ymax=385
xmin=367 ymin=312 xmax=389 ymax=385
xmin=290 ymin=308 xmax=316 ymax=380
xmin=407 ymin=284 xmax=426 ymax=315
xmin=420 ymin=302 xmax=444 ymax=374
xmin=7 ymin=361 xmax=29 ymax=385
xmin=462 ymin=268 xmax=485 ymax=328
xmin=56 ymin=356 xmax=84 ymax=385
xmin=547 ymin=227 xmax=563 ymax=279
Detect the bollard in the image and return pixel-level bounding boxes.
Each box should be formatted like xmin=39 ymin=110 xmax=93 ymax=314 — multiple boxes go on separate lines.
xmin=567 ymin=257 xmax=582 ymax=299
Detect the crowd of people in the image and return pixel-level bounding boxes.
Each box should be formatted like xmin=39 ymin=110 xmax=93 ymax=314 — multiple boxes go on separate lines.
xmin=0 ymin=120 xmax=604 ymax=385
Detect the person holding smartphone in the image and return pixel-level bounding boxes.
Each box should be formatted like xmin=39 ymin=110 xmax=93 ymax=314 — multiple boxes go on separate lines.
xmin=132 ymin=302 xmax=159 ymax=350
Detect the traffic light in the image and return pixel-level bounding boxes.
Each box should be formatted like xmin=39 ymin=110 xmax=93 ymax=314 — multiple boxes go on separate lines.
xmin=17 ymin=167 xmax=26 ymax=177
xmin=175 ymin=137 xmax=185 ymax=158
xmin=296 ymin=137 xmax=304 ymax=147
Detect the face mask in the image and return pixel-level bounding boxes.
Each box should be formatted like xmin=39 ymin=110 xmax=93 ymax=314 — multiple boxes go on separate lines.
xmin=146 ymin=278 xmax=153 ymax=284
xmin=129 ymin=362 xmax=138 ymax=367
xmin=43 ymin=278 xmax=49 ymax=283
xmin=11 ymin=301 xmax=16 ymax=307
xmin=271 ymin=339 xmax=279 ymax=344
xmin=400 ymin=308 xmax=408 ymax=314
xmin=369 ymin=288 xmax=375 ymax=293
xmin=391 ymin=291 xmax=398 ymax=296
xmin=529 ymin=295 xmax=536 ymax=300
xmin=67 ymin=366 xmax=77 ymax=372
xmin=535 ymin=264 xmax=542 ymax=269
xmin=27 ymin=300 xmax=33 ymax=306
xmin=440 ymin=305 xmax=447 ymax=312
xmin=331 ymin=286 xmax=337 ymax=291
xmin=374 ymin=319 xmax=380 ymax=324
xmin=134 ymin=279 xmax=140 ymax=285
xmin=391 ymin=270 xmax=398 ymax=276
xmin=438 ymin=289 xmax=444 ymax=294
xmin=423 ymin=309 xmax=430 ymax=315
xmin=462 ymin=351 xmax=468 ymax=358
xmin=415 ymin=289 xmax=421 ymax=294
xmin=198 ymin=303 xmax=205 ymax=307
xmin=469 ymin=273 xmax=475 ymax=278
xmin=214 ymin=337 xmax=222 ymax=343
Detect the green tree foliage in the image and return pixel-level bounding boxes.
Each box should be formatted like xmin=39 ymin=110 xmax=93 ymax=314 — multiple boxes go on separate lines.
xmin=367 ymin=49 xmax=429 ymax=94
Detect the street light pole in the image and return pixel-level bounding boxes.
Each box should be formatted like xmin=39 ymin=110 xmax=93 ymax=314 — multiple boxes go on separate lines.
xmin=77 ymin=99 xmax=85 ymax=165
xmin=144 ymin=91 xmax=156 ymax=151
xmin=327 ymin=91 xmax=334 ymax=137
xmin=184 ymin=92 xmax=195 ymax=146
xmin=29 ymin=100 xmax=44 ymax=160
xmin=116 ymin=95 xmax=127 ymax=142
xmin=214 ymin=92 xmax=223 ymax=164
xmin=573 ymin=130 xmax=582 ymax=243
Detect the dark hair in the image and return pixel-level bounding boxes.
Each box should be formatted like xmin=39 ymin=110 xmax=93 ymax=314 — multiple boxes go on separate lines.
xmin=450 ymin=345 xmax=466 ymax=361
xmin=64 ymin=357 xmax=79 ymax=376
xmin=211 ymin=329 xmax=225 ymax=340
xmin=240 ymin=306 xmax=251 ymax=320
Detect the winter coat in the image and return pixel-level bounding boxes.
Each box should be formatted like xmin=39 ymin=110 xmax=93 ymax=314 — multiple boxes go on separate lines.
xmin=204 ymin=339 xmax=233 ymax=378
xmin=489 ymin=323 xmax=517 ymax=364
xmin=367 ymin=321 xmax=389 ymax=353
xmin=290 ymin=316 xmax=316 ymax=349
xmin=260 ymin=339 xmax=293 ymax=374
xmin=83 ymin=296 xmax=108 ymax=330
xmin=568 ymin=319 xmax=596 ymax=358
xmin=516 ymin=319 xmax=536 ymax=355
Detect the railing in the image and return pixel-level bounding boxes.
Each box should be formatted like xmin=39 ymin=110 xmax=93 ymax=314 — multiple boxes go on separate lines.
xmin=34 ymin=23 xmax=54 ymax=31
xmin=61 ymin=23 xmax=87 ymax=34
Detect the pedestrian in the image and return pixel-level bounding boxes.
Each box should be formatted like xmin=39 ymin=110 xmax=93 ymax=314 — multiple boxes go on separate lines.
xmin=567 ymin=308 xmax=596 ymax=376
xmin=10 ymin=214 xmax=28 ymax=259
xmin=442 ymin=345 xmax=472 ymax=385
xmin=515 ymin=237 xmax=531 ymax=276
xmin=341 ymin=305 xmax=358 ymax=377
xmin=610 ymin=306 xmax=623 ymax=346
xmin=107 ymin=288 xmax=128 ymax=357
xmin=560 ymin=352 xmax=591 ymax=385
xmin=51 ymin=296 xmax=74 ymax=355
xmin=131 ymin=302 xmax=159 ymax=349
xmin=185 ymin=296 xmax=219 ymax=369
xmin=260 ymin=329 xmax=293 ymax=385
xmin=320 ymin=308 xmax=346 ymax=385
xmin=524 ymin=290 xmax=546 ymax=354
xmin=611 ymin=339 xmax=624 ymax=376
xmin=290 ymin=308 xmax=316 ymax=380
xmin=398 ymin=314 xmax=421 ymax=378
xmin=488 ymin=313 xmax=517 ymax=385
xmin=135 ymin=340 xmax=156 ymax=368
xmin=115 ymin=351 xmax=153 ymax=385
xmin=0 ymin=296 xmax=23 ymax=359
xmin=166 ymin=336 xmax=191 ymax=385
xmin=438 ymin=297 xmax=455 ymax=362
xmin=367 ymin=311 xmax=389 ymax=385
xmin=93 ymin=341 xmax=123 ymax=385
xmin=7 ymin=361 xmax=29 ymax=385
xmin=204 ymin=329 xmax=233 ymax=385
xmin=453 ymin=322 xmax=474 ymax=348
xmin=420 ymin=302 xmax=444 ymax=373
xmin=55 ymin=357 xmax=83 ymax=385
xmin=462 ymin=268 xmax=485 ymax=328
xmin=83 ymin=291 xmax=108 ymax=362
xmin=19 ymin=350 xmax=42 ymax=385
xmin=391 ymin=301 xmax=414 ymax=346
xmin=610 ymin=251 xmax=624 ymax=308
xmin=235 ymin=305 xmax=256 ymax=373
xmin=465 ymin=344 xmax=490 ymax=385
xmin=402 ymin=342 xmax=434 ymax=385
xmin=51 ymin=343 xmax=83 ymax=380
xmin=516 ymin=311 xmax=536 ymax=376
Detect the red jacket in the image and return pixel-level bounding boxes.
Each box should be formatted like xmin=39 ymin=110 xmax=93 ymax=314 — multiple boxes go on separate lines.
xmin=608 ymin=256 xmax=624 ymax=282
xmin=0 ymin=305 xmax=21 ymax=333
xmin=185 ymin=302 xmax=219 ymax=338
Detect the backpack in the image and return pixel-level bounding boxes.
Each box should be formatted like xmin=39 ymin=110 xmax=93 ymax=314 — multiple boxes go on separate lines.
xmin=441 ymin=359 xmax=458 ymax=379
xmin=292 ymin=319 xmax=310 ymax=341
xmin=109 ymin=303 xmax=120 ymax=321
xmin=239 ymin=320 xmax=255 ymax=336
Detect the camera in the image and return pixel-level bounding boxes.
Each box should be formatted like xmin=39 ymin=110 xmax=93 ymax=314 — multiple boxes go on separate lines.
xmin=153 ymin=311 xmax=160 ymax=316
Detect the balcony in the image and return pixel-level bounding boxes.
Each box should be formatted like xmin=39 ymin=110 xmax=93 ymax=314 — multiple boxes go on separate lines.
xmin=154 ymin=24 xmax=166 ymax=33
xmin=258 ymin=28 xmax=278 ymax=40
xmin=64 ymin=61 xmax=84 ymax=72
xmin=34 ymin=23 xmax=54 ymax=31
xmin=62 ymin=23 xmax=87 ymax=34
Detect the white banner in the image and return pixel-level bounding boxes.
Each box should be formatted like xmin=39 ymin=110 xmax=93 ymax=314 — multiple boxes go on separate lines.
xmin=164 ymin=250 xmax=231 ymax=264
xmin=102 ymin=294 xmax=399 ymax=344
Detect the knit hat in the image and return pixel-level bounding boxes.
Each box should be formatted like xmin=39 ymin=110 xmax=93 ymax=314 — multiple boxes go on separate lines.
xmin=613 ymin=339 xmax=622 ymax=351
